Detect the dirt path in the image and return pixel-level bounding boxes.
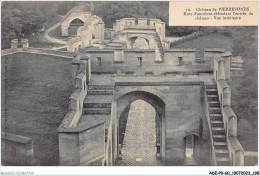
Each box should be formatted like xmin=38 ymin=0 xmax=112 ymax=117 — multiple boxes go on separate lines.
xmin=44 ymin=22 xmax=67 ymax=45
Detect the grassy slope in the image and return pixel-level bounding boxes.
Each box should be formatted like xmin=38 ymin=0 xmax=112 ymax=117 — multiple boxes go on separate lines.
xmin=172 ymin=32 xmax=257 ymax=152
xmin=1 ymin=53 xmax=72 ymax=165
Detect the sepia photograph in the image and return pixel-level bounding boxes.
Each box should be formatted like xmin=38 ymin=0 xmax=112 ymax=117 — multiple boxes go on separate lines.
xmin=1 ymin=0 xmax=258 ymax=173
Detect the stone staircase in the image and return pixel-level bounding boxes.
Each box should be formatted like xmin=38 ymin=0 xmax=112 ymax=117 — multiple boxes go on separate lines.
xmin=83 ymin=85 xmax=114 ymax=116
xmin=206 ymin=85 xmax=230 ymax=166
xmin=110 ymin=31 xmax=124 ymax=42
xmin=152 ymin=33 xmax=164 ymax=62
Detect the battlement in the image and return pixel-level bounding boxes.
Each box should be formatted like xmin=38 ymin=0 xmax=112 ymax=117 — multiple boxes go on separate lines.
xmin=113 ymin=18 xmax=165 ymax=37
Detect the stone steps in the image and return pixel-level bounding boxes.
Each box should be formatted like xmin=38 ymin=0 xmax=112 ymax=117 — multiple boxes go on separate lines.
xmin=206 ymin=89 xmax=218 ymax=95
xmin=84 ymin=103 xmax=111 ymax=108
xmin=88 ymin=85 xmax=114 ymax=90
xmin=208 ymin=101 xmax=220 ymax=107
xmin=84 ymin=95 xmax=113 ymax=104
xmin=212 ymin=127 xmax=225 ymax=135
xmin=83 ymin=108 xmax=111 ymax=115
xmin=88 ymin=90 xmax=114 ymax=95
xmin=206 ymin=85 xmax=230 ymax=166
xmin=205 ymin=85 xmax=217 ymax=89
xmin=152 ymin=33 xmax=164 ymax=62
xmin=207 ymin=94 xmax=219 ymax=101
xmin=216 ymin=157 xmax=230 ymax=166
xmin=209 ymin=114 xmax=223 ymax=120
xmin=208 ymin=107 xmax=221 ymax=114
xmin=83 ymin=85 xmax=113 ymax=115
xmin=215 ymin=150 xmax=229 ymax=157
xmin=231 ymin=67 xmax=242 ymax=71
xmin=210 ymin=120 xmax=224 ymax=127
xmin=214 ymin=142 xmax=228 ymax=150
xmin=212 ymin=134 xmax=226 ymax=142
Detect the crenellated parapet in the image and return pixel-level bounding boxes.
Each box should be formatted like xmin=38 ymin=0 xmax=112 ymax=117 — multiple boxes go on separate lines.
xmin=113 ymin=18 xmax=165 ymax=41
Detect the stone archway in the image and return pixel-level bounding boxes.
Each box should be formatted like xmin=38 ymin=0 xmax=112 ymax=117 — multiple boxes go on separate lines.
xmin=124 ymin=32 xmax=164 ymax=62
xmin=126 ymin=36 xmax=152 ymax=50
xmin=183 ymin=134 xmax=200 ymax=166
xmin=133 ymin=37 xmax=150 ymax=49
xmin=114 ymin=90 xmax=166 ymax=165
xmin=117 ymin=99 xmax=160 ymax=166
xmin=68 ymin=18 xmax=84 ymax=36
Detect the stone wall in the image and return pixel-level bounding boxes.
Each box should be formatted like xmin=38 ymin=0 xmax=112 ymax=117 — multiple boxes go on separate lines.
xmin=162 ymin=84 xmax=210 ymax=165
xmin=59 ymin=124 xmax=104 ymax=166
xmin=104 ymin=29 xmax=114 ymax=40
xmin=113 ymin=18 xmax=165 ymax=41
xmin=11 ymin=39 xmax=29 ymax=49
xmin=169 ymin=31 xmax=205 ymax=47
xmin=1 ymin=132 xmax=39 ymax=166
xmin=58 ymin=54 xmax=105 ymax=166
xmin=67 ymin=15 xmax=104 ymax=52
xmin=204 ymin=48 xmax=226 ymax=67
xmin=83 ymin=49 xmax=199 ymax=75
xmin=79 ymin=124 xmax=105 ymax=165
xmin=107 ymin=82 xmax=211 ymax=165
xmin=61 ymin=12 xmax=92 ymax=36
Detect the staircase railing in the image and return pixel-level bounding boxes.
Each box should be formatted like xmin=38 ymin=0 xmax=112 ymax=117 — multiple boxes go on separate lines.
xmin=153 ymin=32 xmax=164 ymax=63
xmin=103 ymin=101 xmax=117 ymax=166
xmin=213 ymin=52 xmax=244 ymax=166
xmin=203 ymin=84 xmax=218 ymax=166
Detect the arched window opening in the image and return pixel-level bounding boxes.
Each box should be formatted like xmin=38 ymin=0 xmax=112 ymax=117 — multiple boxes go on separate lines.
xmin=133 ymin=37 xmax=149 ymax=50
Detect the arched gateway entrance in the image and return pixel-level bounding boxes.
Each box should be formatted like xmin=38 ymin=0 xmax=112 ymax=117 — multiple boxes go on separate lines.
xmin=112 ymin=90 xmax=166 ymax=166
xmin=117 ymin=100 xmax=160 ymax=166
xmin=68 ymin=18 xmax=84 ymax=36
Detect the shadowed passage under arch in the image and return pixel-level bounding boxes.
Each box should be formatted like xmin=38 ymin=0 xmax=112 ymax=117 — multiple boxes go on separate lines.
xmin=117 ymin=99 xmax=161 ymax=166
xmin=68 ymin=18 xmax=84 ymax=36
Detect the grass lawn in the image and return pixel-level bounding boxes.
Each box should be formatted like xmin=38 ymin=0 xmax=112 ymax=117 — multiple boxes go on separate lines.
xmin=172 ymin=32 xmax=233 ymax=58
xmin=1 ymin=53 xmax=72 ymax=165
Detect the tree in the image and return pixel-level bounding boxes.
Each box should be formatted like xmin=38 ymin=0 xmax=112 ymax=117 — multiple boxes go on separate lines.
xmin=1 ymin=8 xmax=23 ymax=49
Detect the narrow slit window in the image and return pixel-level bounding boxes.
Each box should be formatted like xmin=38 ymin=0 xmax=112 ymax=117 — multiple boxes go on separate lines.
xmin=97 ymin=57 xmax=102 ymax=66
xmin=137 ymin=57 xmax=142 ymax=67
xmin=178 ymin=57 xmax=183 ymax=66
